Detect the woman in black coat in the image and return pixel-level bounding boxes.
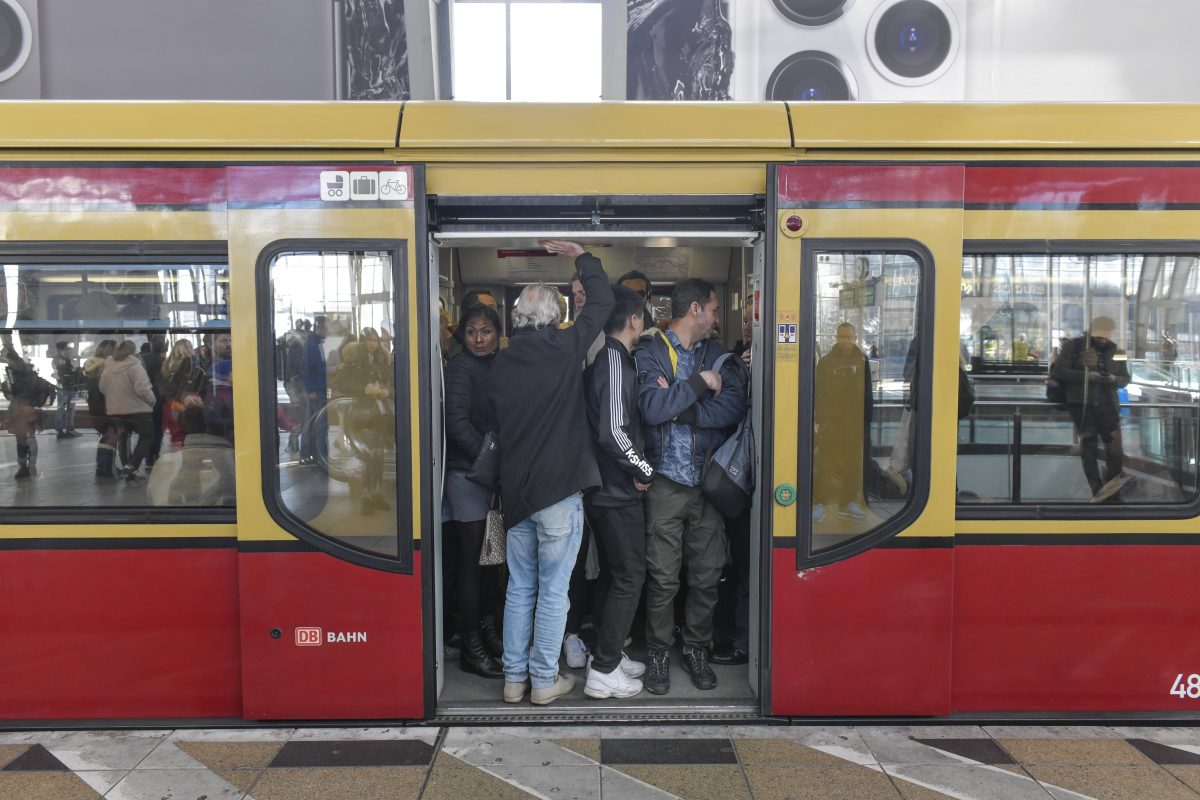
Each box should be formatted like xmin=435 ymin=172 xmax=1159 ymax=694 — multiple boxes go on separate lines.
xmin=443 ymin=303 xmax=504 ymax=679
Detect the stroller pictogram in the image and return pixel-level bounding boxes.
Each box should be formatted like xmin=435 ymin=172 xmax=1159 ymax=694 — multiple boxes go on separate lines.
xmin=325 ymin=175 xmax=345 ymax=197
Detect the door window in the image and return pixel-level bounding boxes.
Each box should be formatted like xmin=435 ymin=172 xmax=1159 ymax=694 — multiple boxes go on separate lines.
xmin=263 ymin=246 xmax=410 ymax=565
xmin=801 ymin=245 xmax=931 ymax=563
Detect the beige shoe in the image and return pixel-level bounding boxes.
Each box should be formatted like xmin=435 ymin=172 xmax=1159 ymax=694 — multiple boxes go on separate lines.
xmin=503 ymin=679 xmax=530 ymax=704
xmin=882 ymin=466 xmax=908 ymax=495
xmin=530 ymin=674 xmax=576 ymax=705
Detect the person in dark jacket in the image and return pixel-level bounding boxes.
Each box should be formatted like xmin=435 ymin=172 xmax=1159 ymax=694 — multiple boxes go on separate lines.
xmin=813 ymin=322 xmax=874 ymax=522
xmin=1052 ymin=315 xmax=1131 ymax=502
xmin=443 ymin=304 xmax=504 ymax=679
xmin=84 ymin=339 xmax=119 ymax=477
xmin=141 ymin=334 xmax=168 ymax=467
xmin=52 ymin=341 xmax=84 ymax=439
xmin=299 ymin=316 xmax=328 ymax=465
xmin=489 ymin=239 xmax=614 ymax=706
xmin=581 ymin=286 xmax=655 ymax=700
xmin=3 ymin=347 xmax=44 ymax=479
xmin=635 ymin=278 xmax=747 ymax=695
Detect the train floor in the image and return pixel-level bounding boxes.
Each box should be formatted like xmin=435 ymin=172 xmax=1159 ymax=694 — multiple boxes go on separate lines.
xmin=438 ymin=640 xmax=756 ymax=712
xmin=4 ymin=723 xmax=1200 ymax=799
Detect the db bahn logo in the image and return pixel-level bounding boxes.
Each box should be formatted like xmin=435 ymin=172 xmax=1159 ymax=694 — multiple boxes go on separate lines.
xmin=295 ymin=627 xmax=323 ymax=646
xmin=294 ymin=626 xmax=369 ymax=646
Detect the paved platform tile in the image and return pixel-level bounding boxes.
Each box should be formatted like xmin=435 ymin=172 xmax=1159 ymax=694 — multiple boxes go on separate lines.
xmin=553 ymin=738 xmax=601 ymax=762
xmin=0 ymin=747 xmax=27 ymax=771
xmin=215 ymin=767 xmax=262 ymax=794
xmin=998 ymin=739 xmax=1156 ymax=766
xmin=614 ymin=764 xmax=750 ymax=800
xmin=176 ymin=740 xmax=286 ymax=770
xmin=2 ymin=744 xmax=69 ymax=772
xmin=601 ymin=737 xmax=737 ymax=765
xmin=422 ymin=763 xmax=539 ymax=799
xmin=734 ymin=738 xmax=852 ymax=767
xmin=1164 ymin=765 xmax=1200 ymax=795
xmin=913 ymin=738 xmax=1016 ymax=765
xmin=1127 ymin=738 xmax=1200 ymax=765
xmin=888 ymin=776 xmax=964 ymax=800
xmin=270 ymin=738 xmax=436 ymax=767
xmin=0 ymin=771 xmax=102 ymax=800
xmin=1029 ymin=764 xmax=1200 ymax=800
xmin=743 ymin=764 xmax=901 ymax=800
xmin=105 ymin=768 xmax=244 ymax=800
xmin=249 ymin=765 xmax=427 ymax=800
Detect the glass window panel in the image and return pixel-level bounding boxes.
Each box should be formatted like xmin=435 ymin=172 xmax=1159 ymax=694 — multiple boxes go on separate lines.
xmin=0 ymin=261 xmax=233 ymax=510
xmin=958 ymin=252 xmax=1200 ymax=508
xmin=810 ymin=250 xmax=923 ymax=554
xmin=509 ymin=3 xmax=602 ymax=102
xmin=452 ymin=2 xmax=508 ymax=101
xmin=269 ymin=250 xmax=400 ymax=559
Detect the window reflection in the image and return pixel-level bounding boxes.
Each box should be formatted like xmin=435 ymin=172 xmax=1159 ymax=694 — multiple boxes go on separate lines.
xmin=0 ymin=261 xmax=233 ymax=509
xmin=810 ymin=251 xmax=923 ymax=552
xmin=958 ymin=253 xmax=1200 ymax=506
xmin=268 ymin=250 xmax=400 ymax=559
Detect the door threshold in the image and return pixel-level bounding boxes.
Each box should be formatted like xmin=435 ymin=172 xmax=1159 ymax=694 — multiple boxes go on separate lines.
xmin=434 ymin=702 xmax=764 ymax=725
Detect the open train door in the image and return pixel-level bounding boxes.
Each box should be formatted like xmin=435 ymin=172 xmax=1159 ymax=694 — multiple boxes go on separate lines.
xmin=228 ymin=162 xmax=429 ymax=719
xmin=765 ymin=163 xmax=964 ymax=715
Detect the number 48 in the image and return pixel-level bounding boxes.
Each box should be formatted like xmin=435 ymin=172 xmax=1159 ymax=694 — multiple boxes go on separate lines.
xmin=1170 ymin=674 xmax=1200 ymax=699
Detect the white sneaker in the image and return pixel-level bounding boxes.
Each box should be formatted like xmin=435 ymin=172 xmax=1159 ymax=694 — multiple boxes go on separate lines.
xmin=589 ymin=653 xmax=646 ymax=679
xmin=619 ymin=653 xmax=646 ymax=679
xmin=584 ymin=664 xmax=643 ymax=699
xmin=563 ymin=633 xmax=589 ymax=669
xmin=838 ymin=502 xmax=867 ymax=520
xmin=812 ymin=505 xmax=825 ymax=523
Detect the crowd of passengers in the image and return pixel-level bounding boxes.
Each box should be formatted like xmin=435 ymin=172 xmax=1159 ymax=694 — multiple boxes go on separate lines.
xmin=440 ymin=239 xmax=755 ymax=705
xmin=1 ymin=333 xmax=235 ymax=501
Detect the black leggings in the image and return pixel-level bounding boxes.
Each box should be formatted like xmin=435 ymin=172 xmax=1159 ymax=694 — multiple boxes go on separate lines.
xmin=450 ymin=519 xmax=495 ymax=634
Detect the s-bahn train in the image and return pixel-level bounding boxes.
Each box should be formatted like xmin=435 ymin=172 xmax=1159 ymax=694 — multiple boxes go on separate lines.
xmin=1 ymin=102 xmax=1199 ymax=723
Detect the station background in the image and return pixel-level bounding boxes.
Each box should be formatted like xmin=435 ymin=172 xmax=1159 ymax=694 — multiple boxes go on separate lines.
xmin=1 ymin=0 xmax=1199 ymax=102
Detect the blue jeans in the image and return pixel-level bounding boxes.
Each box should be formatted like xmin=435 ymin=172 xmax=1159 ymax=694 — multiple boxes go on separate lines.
xmin=503 ymin=492 xmax=584 ymax=689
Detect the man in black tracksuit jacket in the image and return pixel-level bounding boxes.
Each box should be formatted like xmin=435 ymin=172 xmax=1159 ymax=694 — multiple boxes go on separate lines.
xmin=582 ymin=286 xmax=656 ymax=698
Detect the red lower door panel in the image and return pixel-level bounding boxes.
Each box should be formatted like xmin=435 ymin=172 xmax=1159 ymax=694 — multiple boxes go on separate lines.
xmin=952 ymin=545 xmax=1200 ymax=712
xmin=0 ymin=547 xmax=242 ymax=719
xmin=238 ymin=550 xmax=423 ymax=720
xmin=771 ymin=546 xmax=954 ymax=716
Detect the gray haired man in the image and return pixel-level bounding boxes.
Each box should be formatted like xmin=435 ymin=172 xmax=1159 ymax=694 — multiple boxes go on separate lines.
xmin=489 ymin=239 xmax=615 ymax=705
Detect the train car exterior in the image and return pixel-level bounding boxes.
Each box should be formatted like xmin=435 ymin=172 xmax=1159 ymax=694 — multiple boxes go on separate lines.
xmin=1 ymin=102 xmax=1199 ymax=723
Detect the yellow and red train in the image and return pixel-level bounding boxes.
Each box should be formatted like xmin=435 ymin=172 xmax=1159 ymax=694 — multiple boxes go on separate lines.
xmin=1 ymin=102 xmax=1198 ymax=722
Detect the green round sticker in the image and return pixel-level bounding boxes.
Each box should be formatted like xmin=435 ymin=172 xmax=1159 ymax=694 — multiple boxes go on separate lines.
xmin=774 ymin=483 xmax=797 ymax=506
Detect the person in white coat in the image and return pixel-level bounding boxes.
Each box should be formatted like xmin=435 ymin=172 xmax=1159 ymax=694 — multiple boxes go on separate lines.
xmin=99 ymin=340 xmax=157 ymax=483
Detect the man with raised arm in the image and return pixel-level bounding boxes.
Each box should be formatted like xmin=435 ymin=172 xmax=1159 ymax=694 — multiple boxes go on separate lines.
xmin=489 ymin=239 xmax=614 ymax=706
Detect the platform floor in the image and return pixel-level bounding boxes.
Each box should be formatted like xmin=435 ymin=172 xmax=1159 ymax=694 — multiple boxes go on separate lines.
xmin=4 ymin=723 xmax=1200 ymax=799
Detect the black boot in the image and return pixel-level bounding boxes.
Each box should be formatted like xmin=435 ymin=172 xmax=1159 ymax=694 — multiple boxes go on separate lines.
xmin=460 ymin=629 xmax=504 ymax=679
xmin=480 ymin=615 xmax=504 ymax=659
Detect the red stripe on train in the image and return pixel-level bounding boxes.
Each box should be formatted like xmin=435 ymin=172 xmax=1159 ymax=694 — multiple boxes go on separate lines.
xmin=966 ymin=166 xmax=1200 ymax=207
xmin=0 ymin=547 xmax=242 ymax=719
xmin=777 ymin=164 xmax=964 ymax=205
xmin=0 ymin=167 xmax=226 ymax=206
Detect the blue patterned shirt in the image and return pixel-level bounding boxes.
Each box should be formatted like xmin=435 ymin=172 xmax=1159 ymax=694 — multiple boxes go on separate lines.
xmin=658 ymin=328 xmax=704 ymax=487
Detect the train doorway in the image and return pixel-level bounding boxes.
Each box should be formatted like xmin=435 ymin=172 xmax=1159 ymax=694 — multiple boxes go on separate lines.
xmin=422 ymin=195 xmax=768 ymax=719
